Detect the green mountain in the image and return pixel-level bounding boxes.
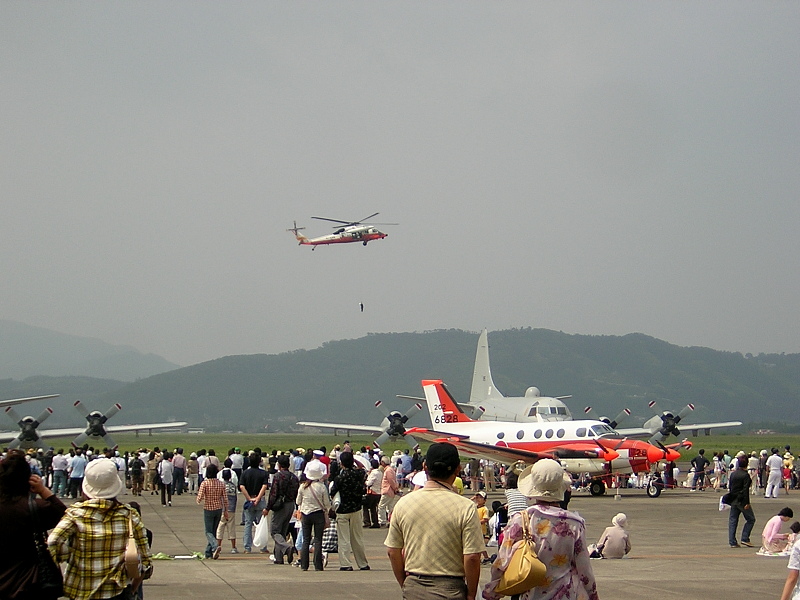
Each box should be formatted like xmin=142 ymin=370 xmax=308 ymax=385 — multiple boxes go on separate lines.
xmin=0 ymin=320 xmax=180 ymax=382
xmin=97 ymin=329 xmax=800 ymax=431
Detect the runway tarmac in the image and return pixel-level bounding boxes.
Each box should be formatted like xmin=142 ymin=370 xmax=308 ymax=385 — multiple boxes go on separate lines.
xmin=125 ymin=485 xmax=793 ymax=600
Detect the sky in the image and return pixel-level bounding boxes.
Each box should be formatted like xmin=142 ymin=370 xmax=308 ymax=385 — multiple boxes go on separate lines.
xmin=1 ymin=3 xmax=798 ymax=367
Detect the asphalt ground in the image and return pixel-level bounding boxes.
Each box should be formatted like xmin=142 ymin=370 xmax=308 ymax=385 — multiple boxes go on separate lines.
xmin=103 ymin=482 xmax=797 ymax=600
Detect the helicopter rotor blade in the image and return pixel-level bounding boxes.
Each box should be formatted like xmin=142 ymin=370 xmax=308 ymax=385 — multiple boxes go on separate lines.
xmin=311 ymin=216 xmax=353 ymax=225
xmin=356 ymin=212 xmax=380 ymax=224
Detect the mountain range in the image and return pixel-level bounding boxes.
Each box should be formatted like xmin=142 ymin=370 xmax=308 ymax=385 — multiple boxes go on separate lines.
xmin=2 ymin=324 xmax=798 ymax=431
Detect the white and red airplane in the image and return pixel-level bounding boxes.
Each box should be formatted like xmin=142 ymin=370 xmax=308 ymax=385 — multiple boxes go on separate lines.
xmin=405 ymin=380 xmax=687 ymax=497
xmin=288 ymin=213 xmax=394 ymax=250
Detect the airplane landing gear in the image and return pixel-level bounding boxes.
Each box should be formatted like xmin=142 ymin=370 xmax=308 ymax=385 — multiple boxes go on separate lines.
xmin=589 ymin=480 xmax=606 ymax=496
xmin=646 ymin=476 xmax=663 ymax=498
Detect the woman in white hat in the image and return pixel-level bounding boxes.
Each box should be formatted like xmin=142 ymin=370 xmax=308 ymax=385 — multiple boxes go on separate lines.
xmin=483 ymin=458 xmax=598 ymax=600
xmin=296 ymin=460 xmax=332 ymax=571
xmin=48 ymin=458 xmax=153 ymax=600
xmin=595 ymin=513 xmax=631 ymax=559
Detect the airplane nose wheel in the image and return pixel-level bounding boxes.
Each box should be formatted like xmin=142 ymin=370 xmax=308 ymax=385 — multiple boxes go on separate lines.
xmin=589 ymin=480 xmax=606 ymax=496
xmin=646 ymin=477 xmax=663 ymax=498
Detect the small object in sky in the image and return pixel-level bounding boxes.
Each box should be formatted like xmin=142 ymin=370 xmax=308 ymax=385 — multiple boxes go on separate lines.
xmin=360 ymin=303 xmax=364 ymax=312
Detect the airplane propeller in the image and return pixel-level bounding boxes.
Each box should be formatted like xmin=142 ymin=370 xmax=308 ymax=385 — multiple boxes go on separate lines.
xmin=5 ymin=406 xmax=54 ymax=449
xmin=583 ymin=406 xmax=631 ymax=430
xmin=373 ymin=401 xmax=422 ymax=449
xmin=72 ymin=401 xmax=122 ymax=450
xmin=647 ymin=400 xmax=695 ymax=444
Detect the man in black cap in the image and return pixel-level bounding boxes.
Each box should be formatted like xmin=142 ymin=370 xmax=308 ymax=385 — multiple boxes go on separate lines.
xmin=385 ymin=442 xmax=484 ymax=600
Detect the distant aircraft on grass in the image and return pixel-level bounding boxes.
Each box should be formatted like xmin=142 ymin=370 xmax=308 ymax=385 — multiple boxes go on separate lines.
xmin=0 ymin=396 xmax=188 ymax=450
xmin=297 ymin=400 xmax=423 ymax=449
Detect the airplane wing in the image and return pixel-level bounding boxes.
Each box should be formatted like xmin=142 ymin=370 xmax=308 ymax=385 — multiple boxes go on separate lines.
xmin=403 ymin=427 xmax=618 ymax=465
xmin=0 ymin=421 xmax=188 ymax=444
xmin=0 ymin=395 xmax=60 ymax=408
xmin=616 ymin=421 xmax=742 ymax=437
xmin=297 ymin=421 xmax=384 ymax=435
xmin=403 ymin=427 xmax=555 ymax=464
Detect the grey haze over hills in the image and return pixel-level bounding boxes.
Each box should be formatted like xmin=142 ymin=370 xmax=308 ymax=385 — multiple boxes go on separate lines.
xmin=0 ymin=320 xmax=180 ymax=382
xmin=97 ymin=329 xmax=799 ymax=431
xmin=3 ymin=324 xmax=798 ymax=433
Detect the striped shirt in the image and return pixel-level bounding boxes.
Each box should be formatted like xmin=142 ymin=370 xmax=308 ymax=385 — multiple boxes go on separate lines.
xmin=197 ymin=477 xmax=228 ymax=511
xmin=48 ymin=499 xmax=152 ymax=600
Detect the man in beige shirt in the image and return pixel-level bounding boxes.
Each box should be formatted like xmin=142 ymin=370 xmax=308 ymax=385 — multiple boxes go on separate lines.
xmin=385 ymin=442 xmax=484 ymax=600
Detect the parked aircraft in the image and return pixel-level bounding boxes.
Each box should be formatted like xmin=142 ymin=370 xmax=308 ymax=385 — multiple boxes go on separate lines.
xmin=398 ymin=329 xmax=578 ymax=423
xmin=297 ymin=401 xmax=423 ymax=449
xmin=405 ymin=379 xmax=686 ymax=497
xmin=615 ymin=399 xmax=742 ymax=444
xmin=402 ymin=329 xmax=741 ymax=440
xmin=0 ymin=394 xmax=60 ymax=409
xmin=1 ymin=397 xmax=188 ymax=450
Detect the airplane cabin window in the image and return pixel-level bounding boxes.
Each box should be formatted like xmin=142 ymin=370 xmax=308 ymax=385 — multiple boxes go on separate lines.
xmin=545 ymin=429 xmax=554 ymax=438
xmin=516 ymin=430 xmax=525 ymax=440
xmin=497 ymin=432 xmax=505 ymax=439
xmin=576 ymin=427 xmax=587 ymax=437
xmin=556 ymin=429 xmax=565 ymax=438
xmin=533 ymin=430 xmax=542 ymax=439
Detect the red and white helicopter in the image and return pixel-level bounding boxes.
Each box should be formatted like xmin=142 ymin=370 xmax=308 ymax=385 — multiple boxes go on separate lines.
xmin=288 ymin=213 xmax=395 ymax=249
xmin=406 ymin=380 xmax=689 ymax=497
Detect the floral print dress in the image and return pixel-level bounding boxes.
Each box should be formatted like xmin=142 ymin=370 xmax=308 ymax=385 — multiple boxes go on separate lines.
xmin=483 ymin=504 xmax=599 ymax=600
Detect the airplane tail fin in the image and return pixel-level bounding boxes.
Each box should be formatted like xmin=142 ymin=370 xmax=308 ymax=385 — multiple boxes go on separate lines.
xmin=469 ymin=329 xmax=505 ymax=405
xmin=422 ymin=380 xmax=474 ymax=427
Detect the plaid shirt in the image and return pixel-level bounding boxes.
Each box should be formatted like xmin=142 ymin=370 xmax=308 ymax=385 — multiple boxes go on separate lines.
xmin=197 ymin=477 xmax=228 ymax=511
xmin=48 ymin=499 xmax=152 ymax=600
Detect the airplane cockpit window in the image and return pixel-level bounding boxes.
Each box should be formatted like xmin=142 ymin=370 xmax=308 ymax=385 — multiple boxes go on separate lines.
xmin=533 ymin=430 xmax=542 ymax=439
xmin=497 ymin=432 xmax=505 ymax=439
xmin=556 ymin=407 xmax=568 ymax=415
xmin=576 ymin=427 xmax=587 ymax=437
xmin=556 ymin=429 xmax=565 ymax=438
xmin=589 ymin=424 xmax=617 ymax=437
xmin=528 ymin=407 xmax=538 ymax=417
xmin=516 ymin=430 xmax=525 ymax=440
xmin=545 ymin=429 xmax=554 ymax=439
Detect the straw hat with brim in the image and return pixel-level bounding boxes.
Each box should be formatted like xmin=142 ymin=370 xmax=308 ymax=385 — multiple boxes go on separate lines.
xmin=518 ymin=459 xmax=566 ymax=502
xmin=304 ymin=462 xmax=327 ymax=481
xmin=82 ymin=458 xmax=125 ymax=500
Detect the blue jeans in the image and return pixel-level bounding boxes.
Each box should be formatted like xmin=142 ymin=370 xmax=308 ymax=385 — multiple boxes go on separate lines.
xmin=243 ymin=498 xmax=266 ymax=551
xmin=52 ymin=471 xmax=67 ymax=496
xmin=203 ymin=509 xmax=223 ymax=557
xmin=728 ymin=503 xmax=755 ymax=546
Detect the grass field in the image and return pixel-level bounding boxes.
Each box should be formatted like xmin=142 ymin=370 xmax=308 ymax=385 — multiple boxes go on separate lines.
xmin=36 ymin=431 xmax=800 ymax=461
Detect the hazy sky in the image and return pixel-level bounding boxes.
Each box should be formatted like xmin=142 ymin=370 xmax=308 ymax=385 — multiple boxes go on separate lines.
xmin=2 ymin=3 xmax=798 ymax=367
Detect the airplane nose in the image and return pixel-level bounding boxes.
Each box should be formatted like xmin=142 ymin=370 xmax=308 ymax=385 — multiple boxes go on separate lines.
xmin=646 ymin=445 xmax=666 ymax=464
xmin=602 ymin=449 xmax=620 ymax=462
xmin=665 ymin=448 xmax=681 ymax=462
